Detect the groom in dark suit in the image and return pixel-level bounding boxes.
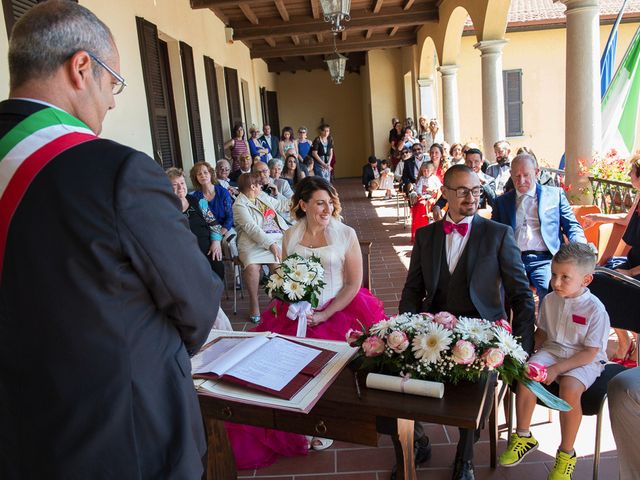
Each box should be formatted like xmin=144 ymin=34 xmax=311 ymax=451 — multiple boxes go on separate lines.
xmin=399 ymin=165 xmax=535 ymax=480
xmin=0 ymin=2 xmax=221 ymax=478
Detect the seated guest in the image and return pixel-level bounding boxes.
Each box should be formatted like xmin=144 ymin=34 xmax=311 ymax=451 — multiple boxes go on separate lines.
xmin=432 ymin=148 xmax=496 ymax=221
xmin=450 ymin=143 xmax=464 ymax=165
xmin=424 ymin=117 xmax=444 ymax=146
xmin=167 ymin=168 xmax=224 ymax=281
xmin=429 ymin=143 xmax=447 ymax=183
xmin=401 ymin=143 xmax=427 ymax=193
xmin=229 ymin=153 xmax=253 ymax=183
xmin=190 ymin=161 xmax=237 ymax=258
xmin=215 ymin=159 xmax=238 ymax=198
xmin=232 ymin=173 xmax=290 ymax=323
xmin=395 ymin=147 xmax=412 ymax=182
xmin=303 ymin=155 xmax=315 ymax=177
xmin=584 ymin=152 xmax=640 ymax=363
xmin=282 ymin=152 xmax=306 ymax=187
xmin=608 ymin=367 xmax=640 ymax=480
xmin=492 ymin=154 xmax=586 ymax=301
xmin=362 ymin=155 xmax=380 ymax=198
xmin=268 ymin=158 xmax=294 ymax=199
xmin=253 ymin=161 xmax=291 ymax=201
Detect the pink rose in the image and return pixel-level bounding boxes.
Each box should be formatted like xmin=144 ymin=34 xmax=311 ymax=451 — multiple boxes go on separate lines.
xmin=346 ymin=329 xmax=363 ymax=346
xmin=434 ymin=311 xmax=458 ymax=330
xmin=452 ymin=340 xmax=476 ymax=365
xmin=362 ymin=336 xmax=385 ymax=357
xmin=419 ymin=312 xmax=435 ymax=321
xmin=495 ymin=319 xmax=512 ymax=333
xmin=387 ymin=330 xmax=409 ymax=353
xmin=525 ymin=362 xmax=548 ymax=382
xmin=482 ymin=348 xmax=505 ymax=369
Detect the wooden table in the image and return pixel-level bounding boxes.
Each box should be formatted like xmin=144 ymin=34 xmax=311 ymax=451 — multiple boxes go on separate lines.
xmin=198 ymin=369 xmax=498 ymax=480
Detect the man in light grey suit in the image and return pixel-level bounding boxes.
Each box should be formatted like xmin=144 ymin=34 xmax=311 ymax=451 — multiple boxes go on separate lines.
xmin=399 ymin=165 xmax=535 ymax=480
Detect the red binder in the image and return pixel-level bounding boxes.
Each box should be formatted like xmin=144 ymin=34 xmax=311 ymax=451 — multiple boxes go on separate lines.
xmin=194 ymin=336 xmax=337 ymax=400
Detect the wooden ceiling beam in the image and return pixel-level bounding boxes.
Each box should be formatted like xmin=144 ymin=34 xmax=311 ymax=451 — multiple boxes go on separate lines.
xmin=389 ymin=26 xmax=398 ymax=36
xmin=373 ymin=0 xmax=384 ymax=14
xmin=239 ymin=4 xmax=260 ymax=24
xmin=365 ymin=29 xmax=373 ymax=39
xmin=274 ymin=0 xmax=290 ymax=21
xmin=311 ymin=0 xmax=320 ymax=19
xmin=265 ymin=37 xmax=276 ymax=47
xmin=403 ymin=0 xmax=415 ymax=10
xmin=233 ymin=4 xmax=437 ymax=40
xmin=251 ymin=32 xmax=415 ymax=58
xmin=266 ymin=52 xmax=366 ymax=73
xmin=192 ymin=0 xmax=266 ymax=8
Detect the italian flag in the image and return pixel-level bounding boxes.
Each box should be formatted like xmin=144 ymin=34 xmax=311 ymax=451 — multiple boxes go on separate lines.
xmin=601 ymin=25 xmax=640 ymax=158
xmin=0 ymin=106 xmax=96 ymax=276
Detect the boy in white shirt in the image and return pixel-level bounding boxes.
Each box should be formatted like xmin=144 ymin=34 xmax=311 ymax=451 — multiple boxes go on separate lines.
xmin=499 ymin=242 xmax=609 ymax=480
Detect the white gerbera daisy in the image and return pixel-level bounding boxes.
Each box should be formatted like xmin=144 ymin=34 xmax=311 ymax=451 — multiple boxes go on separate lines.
xmin=269 ymin=273 xmax=284 ymax=288
xmin=411 ymin=324 xmax=453 ymax=364
xmin=289 ymin=264 xmax=310 ymax=283
xmin=493 ymin=328 xmax=528 ymax=363
xmin=455 ymin=317 xmax=493 ymax=344
xmin=369 ymin=319 xmax=393 ymax=336
xmin=282 ymin=280 xmax=305 ymax=300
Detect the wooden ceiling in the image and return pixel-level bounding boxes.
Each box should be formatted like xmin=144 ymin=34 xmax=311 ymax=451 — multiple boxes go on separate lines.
xmin=191 ymin=0 xmax=439 ymax=73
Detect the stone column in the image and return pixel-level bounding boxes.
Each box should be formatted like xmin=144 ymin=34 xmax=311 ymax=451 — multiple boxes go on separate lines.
xmin=418 ymin=77 xmax=436 ymax=120
xmin=474 ymin=39 xmax=508 ymax=153
xmin=558 ymin=0 xmax=601 ymax=203
xmin=437 ymin=64 xmax=460 ymax=144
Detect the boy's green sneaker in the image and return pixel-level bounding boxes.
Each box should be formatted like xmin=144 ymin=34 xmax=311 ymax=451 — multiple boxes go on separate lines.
xmin=499 ymin=433 xmax=539 ymax=466
xmin=548 ymin=450 xmax=577 ymax=480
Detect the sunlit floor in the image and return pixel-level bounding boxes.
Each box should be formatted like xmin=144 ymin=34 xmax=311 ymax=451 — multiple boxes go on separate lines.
xmin=220 ymin=178 xmax=621 ymax=480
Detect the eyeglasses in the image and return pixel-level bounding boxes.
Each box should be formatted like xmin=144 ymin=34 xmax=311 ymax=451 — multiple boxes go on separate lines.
xmin=412 ymin=149 xmax=422 ymax=154
xmin=87 ymin=52 xmax=127 ymax=95
xmin=299 ymin=130 xmax=307 ymax=134
xmin=445 ymin=186 xmax=482 ymax=198
xmin=257 ymin=169 xmax=269 ymax=174
xmin=217 ymin=167 xmax=230 ymax=172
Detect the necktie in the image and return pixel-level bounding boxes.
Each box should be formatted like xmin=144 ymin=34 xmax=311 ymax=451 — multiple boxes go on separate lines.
xmin=443 ymin=220 xmax=468 ymax=236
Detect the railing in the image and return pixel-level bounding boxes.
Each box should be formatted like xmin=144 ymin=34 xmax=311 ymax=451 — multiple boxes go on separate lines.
xmin=540 ymin=167 xmax=637 ymax=214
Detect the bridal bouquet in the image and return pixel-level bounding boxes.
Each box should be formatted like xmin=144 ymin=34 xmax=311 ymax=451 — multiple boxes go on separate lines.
xmin=265 ymin=253 xmax=326 ymax=337
xmin=348 ymin=312 xmax=570 ymax=409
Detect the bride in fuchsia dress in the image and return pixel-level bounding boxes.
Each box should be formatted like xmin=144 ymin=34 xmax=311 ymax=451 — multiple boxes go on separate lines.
xmin=226 ymin=176 xmax=386 ymax=470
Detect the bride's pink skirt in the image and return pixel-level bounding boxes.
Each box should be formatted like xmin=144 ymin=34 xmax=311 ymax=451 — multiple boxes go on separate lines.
xmin=226 ymin=288 xmax=386 ymax=470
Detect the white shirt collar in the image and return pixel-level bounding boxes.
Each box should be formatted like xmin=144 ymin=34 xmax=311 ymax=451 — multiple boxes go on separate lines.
xmin=516 ymin=184 xmax=537 ymax=198
xmin=445 ymin=213 xmax=474 ymax=225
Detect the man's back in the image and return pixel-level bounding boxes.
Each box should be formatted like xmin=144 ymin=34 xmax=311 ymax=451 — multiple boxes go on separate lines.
xmin=0 ymin=100 xmax=220 ymax=478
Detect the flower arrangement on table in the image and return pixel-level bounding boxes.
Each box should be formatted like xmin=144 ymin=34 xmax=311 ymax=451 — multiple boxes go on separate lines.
xmin=348 ymin=312 xmax=569 ymax=410
xmin=265 ymin=253 xmax=326 ymax=337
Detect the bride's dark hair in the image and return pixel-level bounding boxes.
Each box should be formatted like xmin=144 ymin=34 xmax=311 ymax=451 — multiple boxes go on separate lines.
xmin=291 ymin=176 xmax=342 ymax=220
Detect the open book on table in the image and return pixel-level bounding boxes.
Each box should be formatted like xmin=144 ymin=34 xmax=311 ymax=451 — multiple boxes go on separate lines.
xmin=193 ymin=330 xmax=357 ymax=413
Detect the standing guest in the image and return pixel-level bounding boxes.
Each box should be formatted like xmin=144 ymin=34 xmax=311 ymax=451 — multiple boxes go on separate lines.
xmin=425 ymin=118 xmax=444 ymax=146
xmin=311 ymin=123 xmax=333 ymax=181
xmin=190 ymin=161 xmax=236 ymax=258
xmin=608 ymin=367 xmax=640 ymax=480
xmin=303 ymin=155 xmax=315 ymax=177
xmin=492 ymin=154 xmax=586 ymax=301
xmin=248 ymin=125 xmax=271 ymax=163
xmin=296 ymin=126 xmax=313 ymax=163
xmin=279 ymin=126 xmax=298 ymax=160
xmin=379 ymin=159 xmax=394 ymax=199
xmin=216 ymin=159 xmax=239 ymax=197
xmin=398 ymin=126 xmax=417 ymax=151
xmin=417 ymin=116 xmax=429 ymax=136
xmin=450 ymin=143 xmax=465 ymax=165
xmin=232 ymin=173 xmax=290 ymax=323
xmin=429 ymin=143 xmax=448 ymax=182
xmin=486 ymin=140 xmax=512 ymax=195
xmin=389 ymin=118 xmax=402 ymax=143
xmin=282 ymin=152 xmax=306 ymax=187
xmin=259 ymin=124 xmax=279 ymax=158
xmin=229 ymin=153 xmax=253 ymax=183
xmin=405 ymin=117 xmax=417 ymax=137
xmin=167 ymin=168 xmax=224 ymax=280
xmin=0 ymin=2 xmax=221 ymax=478
xmin=224 ymin=123 xmax=250 ymax=172
xmin=399 ymin=165 xmax=535 ymax=480
xmin=432 ymin=148 xmax=497 ymax=221
xmin=419 ymin=134 xmax=430 ymax=151
xmin=268 ymin=158 xmax=294 ymax=199
xmin=499 ymin=243 xmax=609 ymax=480
xmin=362 ymin=155 xmax=380 ymax=198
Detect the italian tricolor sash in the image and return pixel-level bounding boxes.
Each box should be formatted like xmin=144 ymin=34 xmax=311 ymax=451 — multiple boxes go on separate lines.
xmin=0 ymin=107 xmax=97 ymax=276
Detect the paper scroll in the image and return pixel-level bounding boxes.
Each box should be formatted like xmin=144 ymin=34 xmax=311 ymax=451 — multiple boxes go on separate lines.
xmin=365 ymin=373 xmax=445 ymax=399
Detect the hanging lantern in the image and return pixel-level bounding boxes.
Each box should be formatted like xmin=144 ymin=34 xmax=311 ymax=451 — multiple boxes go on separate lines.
xmin=318 ymin=0 xmax=351 ymax=33
xmin=325 ymin=51 xmax=347 ymax=84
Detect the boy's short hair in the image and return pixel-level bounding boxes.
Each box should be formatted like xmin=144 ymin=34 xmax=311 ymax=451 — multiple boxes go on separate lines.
xmin=553 ymin=242 xmax=597 ymax=273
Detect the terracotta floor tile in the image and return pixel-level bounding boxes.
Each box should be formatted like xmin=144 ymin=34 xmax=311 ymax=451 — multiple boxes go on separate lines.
xmin=336 ymin=446 xmax=397 ymax=472
xmin=254 ymin=450 xmax=335 ymax=476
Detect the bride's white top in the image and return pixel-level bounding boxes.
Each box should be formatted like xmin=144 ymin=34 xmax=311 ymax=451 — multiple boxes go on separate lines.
xmin=285 ymin=217 xmax=356 ymax=309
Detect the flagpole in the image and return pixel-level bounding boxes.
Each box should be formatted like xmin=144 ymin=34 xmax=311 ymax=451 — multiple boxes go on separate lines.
xmin=603 ymin=24 xmax=640 ymax=102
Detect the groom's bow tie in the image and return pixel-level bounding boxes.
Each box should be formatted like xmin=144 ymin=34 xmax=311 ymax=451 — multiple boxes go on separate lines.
xmin=443 ymin=220 xmax=468 ymax=236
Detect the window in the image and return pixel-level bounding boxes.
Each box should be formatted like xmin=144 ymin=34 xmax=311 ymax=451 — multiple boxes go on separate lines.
xmin=3 ymin=0 xmax=77 ymax=38
xmin=224 ymin=67 xmax=243 ymax=132
xmin=203 ymin=56 xmax=225 ymax=160
xmin=503 ymin=69 xmax=523 ymax=137
xmin=179 ymin=41 xmax=205 ymax=163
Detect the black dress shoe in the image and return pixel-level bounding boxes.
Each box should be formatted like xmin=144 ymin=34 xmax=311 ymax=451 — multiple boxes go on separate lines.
xmin=389 ymin=437 xmax=432 ymax=479
xmin=451 ymin=459 xmax=474 ymax=480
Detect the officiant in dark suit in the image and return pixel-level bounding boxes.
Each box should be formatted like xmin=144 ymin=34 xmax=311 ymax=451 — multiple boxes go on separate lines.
xmin=0 ymin=2 xmax=221 ymax=478
xmin=398 ymin=165 xmax=535 ymax=480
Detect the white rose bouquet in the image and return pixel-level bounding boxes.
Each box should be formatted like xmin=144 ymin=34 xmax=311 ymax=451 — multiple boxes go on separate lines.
xmin=349 ymin=312 xmax=570 ymax=410
xmin=265 ymin=253 xmax=326 ymax=337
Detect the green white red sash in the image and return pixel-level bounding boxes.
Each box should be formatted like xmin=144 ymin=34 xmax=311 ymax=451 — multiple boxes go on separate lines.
xmin=0 ymin=106 xmax=97 ymax=276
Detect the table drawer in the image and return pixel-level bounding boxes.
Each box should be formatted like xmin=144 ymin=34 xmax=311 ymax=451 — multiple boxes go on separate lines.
xmin=199 ymin=397 xmax=276 ymax=428
xmin=274 ymin=411 xmax=378 ymax=446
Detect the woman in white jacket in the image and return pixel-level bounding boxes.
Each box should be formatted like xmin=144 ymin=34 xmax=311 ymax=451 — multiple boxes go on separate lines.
xmin=232 ymin=172 xmax=291 ymax=323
